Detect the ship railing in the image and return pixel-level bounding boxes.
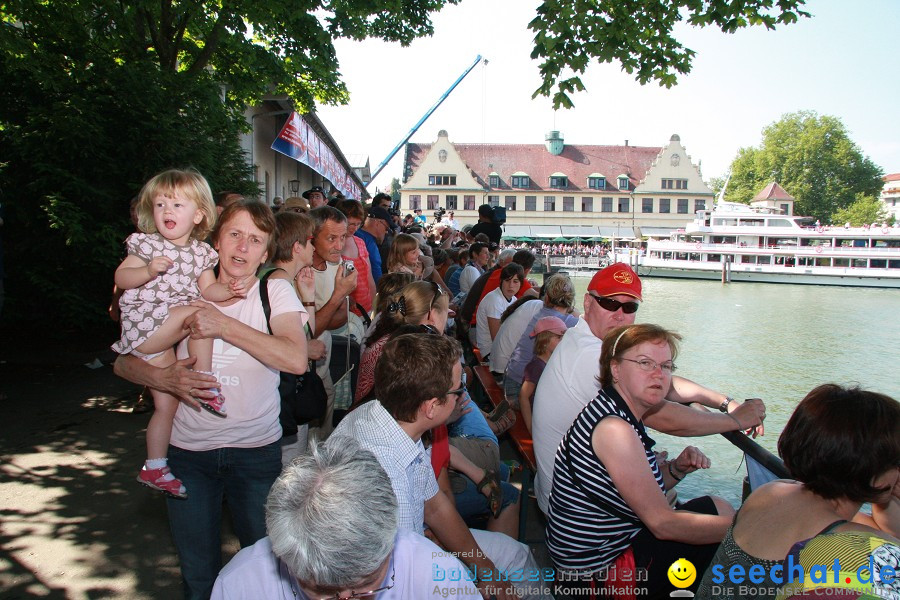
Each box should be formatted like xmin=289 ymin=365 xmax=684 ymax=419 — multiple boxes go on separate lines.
xmin=720 ymin=429 xmax=790 ymax=501
xmin=548 ymin=255 xmax=606 ymax=267
xmin=648 ymin=241 xmax=900 ymax=253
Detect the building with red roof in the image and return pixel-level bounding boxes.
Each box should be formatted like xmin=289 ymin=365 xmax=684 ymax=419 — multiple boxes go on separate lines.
xmin=751 ymin=182 xmax=795 ymax=215
xmin=400 ymin=130 xmax=715 ymax=239
xmin=881 ymin=173 xmax=900 ymax=221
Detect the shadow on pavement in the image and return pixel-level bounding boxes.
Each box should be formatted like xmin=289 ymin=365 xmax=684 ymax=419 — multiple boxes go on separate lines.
xmin=0 ymin=331 xmax=239 ymax=598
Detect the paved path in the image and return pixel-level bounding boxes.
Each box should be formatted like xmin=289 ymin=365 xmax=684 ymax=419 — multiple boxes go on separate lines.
xmin=0 ymin=331 xmax=241 ymax=598
xmin=0 ymin=328 xmax=550 ymax=598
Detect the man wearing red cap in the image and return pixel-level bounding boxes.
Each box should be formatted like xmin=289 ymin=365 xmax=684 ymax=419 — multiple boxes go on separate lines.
xmin=531 ymin=263 xmax=766 ymax=515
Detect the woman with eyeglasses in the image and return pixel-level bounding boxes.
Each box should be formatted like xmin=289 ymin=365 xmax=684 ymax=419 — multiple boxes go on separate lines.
xmin=546 ymin=324 xmax=735 ymax=599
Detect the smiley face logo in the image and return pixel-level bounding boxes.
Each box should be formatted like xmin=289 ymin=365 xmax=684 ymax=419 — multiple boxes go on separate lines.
xmin=667 ymin=558 xmax=696 ymax=589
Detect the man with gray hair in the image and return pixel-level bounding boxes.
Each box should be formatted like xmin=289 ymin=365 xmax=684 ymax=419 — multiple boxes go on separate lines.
xmin=211 ymin=439 xmax=481 ymax=599
xmin=309 ymin=206 xmax=358 ymax=436
xmin=332 ymin=333 xmax=552 ymax=600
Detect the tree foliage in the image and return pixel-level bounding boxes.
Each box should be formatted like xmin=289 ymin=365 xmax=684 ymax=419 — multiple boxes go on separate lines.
xmin=0 ymin=0 xmax=456 ymax=328
xmin=529 ymin=0 xmax=810 ymax=109
xmin=831 ymin=193 xmax=892 ymax=227
xmin=389 ymin=177 xmax=402 ymax=205
xmin=706 ymin=176 xmax=727 ymax=197
xmin=725 ymin=111 xmax=884 ymax=223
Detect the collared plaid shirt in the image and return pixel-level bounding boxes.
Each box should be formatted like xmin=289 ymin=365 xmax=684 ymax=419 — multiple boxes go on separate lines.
xmin=330 ymin=400 xmax=438 ymax=533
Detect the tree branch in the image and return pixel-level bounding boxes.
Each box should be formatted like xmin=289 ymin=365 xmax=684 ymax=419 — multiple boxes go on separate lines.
xmin=138 ymin=7 xmax=165 ymax=67
xmin=185 ymin=8 xmax=228 ymax=76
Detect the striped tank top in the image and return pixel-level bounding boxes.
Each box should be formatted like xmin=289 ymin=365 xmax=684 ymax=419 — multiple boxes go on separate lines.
xmin=546 ymin=386 xmax=665 ymax=574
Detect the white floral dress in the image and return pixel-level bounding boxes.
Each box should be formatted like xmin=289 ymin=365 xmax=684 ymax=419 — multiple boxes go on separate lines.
xmin=112 ymin=233 xmax=218 ymax=355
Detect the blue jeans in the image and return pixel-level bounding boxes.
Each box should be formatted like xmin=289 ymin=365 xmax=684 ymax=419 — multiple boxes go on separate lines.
xmin=454 ymin=472 xmax=520 ymax=525
xmin=166 ymin=441 xmax=282 ymax=600
xmin=503 ymin=376 xmax=522 ymax=408
xmin=448 ymin=393 xmax=498 ymax=444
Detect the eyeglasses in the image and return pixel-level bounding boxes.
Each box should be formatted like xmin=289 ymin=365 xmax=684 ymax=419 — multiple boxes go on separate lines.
xmin=590 ymin=294 xmax=640 ymax=314
xmin=429 ymin=280 xmax=444 ymax=307
xmin=621 ymin=357 xmax=677 ymax=375
xmin=301 ymin=567 xmax=395 ymax=599
xmin=446 ymin=385 xmax=467 ymax=400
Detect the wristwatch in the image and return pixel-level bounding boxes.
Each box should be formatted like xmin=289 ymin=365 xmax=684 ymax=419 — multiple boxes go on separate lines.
xmin=719 ymin=396 xmax=734 ymax=413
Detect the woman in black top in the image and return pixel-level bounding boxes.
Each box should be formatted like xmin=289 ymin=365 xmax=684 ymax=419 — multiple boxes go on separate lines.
xmin=547 ymin=324 xmax=734 ymax=599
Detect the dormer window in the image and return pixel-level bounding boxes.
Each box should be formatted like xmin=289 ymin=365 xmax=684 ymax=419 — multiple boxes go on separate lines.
xmin=550 ymin=173 xmax=568 ymax=188
xmin=511 ymin=174 xmax=530 ymax=188
xmin=488 ymin=173 xmax=500 ymax=188
xmin=588 ymin=175 xmax=606 ymax=190
xmin=618 ymin=176 xmax=630 ymax=190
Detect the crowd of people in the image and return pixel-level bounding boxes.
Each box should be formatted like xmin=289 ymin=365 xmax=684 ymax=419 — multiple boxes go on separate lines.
xmin=501 ymin=242 xmax=611 ymax=258
xmin=109 ymin=169 xmax=899 ymax=600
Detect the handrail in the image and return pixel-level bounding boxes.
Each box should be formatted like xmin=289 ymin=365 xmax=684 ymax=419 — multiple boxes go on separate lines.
xmin=720 ymin=430 xmax=791 ymax=480
xmin=649 ymin=241 xmax=900 ymax=253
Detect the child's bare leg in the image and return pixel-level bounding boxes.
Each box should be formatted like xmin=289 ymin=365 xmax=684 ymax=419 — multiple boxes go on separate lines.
xmin=145 ymin=389 xmax=179 ymax=461
xmin=135 ymin=349 xmax=187 ymax=498
xmin=133 ymin=305 xmax=200 ymax=355
xmin=187 ymin=333 xmax=227 ymax=417
xmin=187 ymin=335 xmax=215 ymax=373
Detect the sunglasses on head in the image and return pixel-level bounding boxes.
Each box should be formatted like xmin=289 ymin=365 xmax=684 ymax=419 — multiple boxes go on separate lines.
xmin=590 ymin=294 xmax=640 ymax=314
xmin=428 ymin=280 xmax=445 ymax=307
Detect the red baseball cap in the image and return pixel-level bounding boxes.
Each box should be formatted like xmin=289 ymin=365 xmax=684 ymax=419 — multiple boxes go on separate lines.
xmin=587 ymin=263 xmax=642 ymax=300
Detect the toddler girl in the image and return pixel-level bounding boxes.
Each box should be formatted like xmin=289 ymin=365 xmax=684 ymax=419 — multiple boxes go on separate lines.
xmin=112 ymin=169 xmax=241 ymax=499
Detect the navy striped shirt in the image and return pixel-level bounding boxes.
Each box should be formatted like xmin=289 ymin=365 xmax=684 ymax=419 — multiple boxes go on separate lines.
xmin=546 ymin=386 xmax=665 ymax=574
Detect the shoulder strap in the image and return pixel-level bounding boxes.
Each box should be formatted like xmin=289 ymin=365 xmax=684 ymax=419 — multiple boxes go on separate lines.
xmin=819 ymin=519 xmax=848 ymax=535
xmin=258 ymin=268 xmax=277 ymax=335
xmin=258 ymin=267 xmax=313 ymax=340
xmin=356 ymin=302 xmax=373 ymax=328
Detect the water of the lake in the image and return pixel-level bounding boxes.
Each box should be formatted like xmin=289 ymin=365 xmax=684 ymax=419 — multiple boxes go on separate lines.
xmin=563 ymin=275 xmax=900 ymax=505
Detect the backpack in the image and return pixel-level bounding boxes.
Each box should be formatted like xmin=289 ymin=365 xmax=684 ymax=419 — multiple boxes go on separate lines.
xmin=258 ymin=268 xmax=327 ymax=434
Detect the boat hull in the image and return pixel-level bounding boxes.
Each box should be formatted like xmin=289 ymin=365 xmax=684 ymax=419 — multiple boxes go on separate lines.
xmin=634 ymin=261 xmax=900 ymax=288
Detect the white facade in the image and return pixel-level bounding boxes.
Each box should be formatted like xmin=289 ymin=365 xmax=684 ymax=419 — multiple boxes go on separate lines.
xmin=881 ymin=174 xmax=900 ymax=222
xmin=400 ymin=131 xmax=715 ymax=236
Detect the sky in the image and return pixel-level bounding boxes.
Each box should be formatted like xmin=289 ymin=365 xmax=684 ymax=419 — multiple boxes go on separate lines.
xmin=315 ymin=0 xmax=900 ymax=193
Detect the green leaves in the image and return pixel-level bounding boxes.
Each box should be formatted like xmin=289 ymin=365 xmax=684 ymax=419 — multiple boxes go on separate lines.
xmin=832 ymin=193 xmax=892 ymax=227
xmin=0 ymin=0 xmax=462 ymax=328
xmin=529 ymin=0 xmax=810 ymax=109
xmin=726 ymin=111 xmax=884 ymax=224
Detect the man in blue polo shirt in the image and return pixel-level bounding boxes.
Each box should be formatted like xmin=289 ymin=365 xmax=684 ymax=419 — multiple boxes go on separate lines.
xmin=355 ymin=205 xmax=395 ymax=283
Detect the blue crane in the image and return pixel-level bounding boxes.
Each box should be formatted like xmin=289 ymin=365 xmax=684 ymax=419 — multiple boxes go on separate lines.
xmin=367 ymin=54 xmax=485 ymax=188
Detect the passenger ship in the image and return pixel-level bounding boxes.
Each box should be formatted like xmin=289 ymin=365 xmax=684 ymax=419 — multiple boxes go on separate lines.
xmin=626 ymin=202 xmax=900 ymax=288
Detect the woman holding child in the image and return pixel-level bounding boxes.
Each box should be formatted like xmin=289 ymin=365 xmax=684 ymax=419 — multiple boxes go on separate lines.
xmin=115 ymin=199 xmax=308 ymax=599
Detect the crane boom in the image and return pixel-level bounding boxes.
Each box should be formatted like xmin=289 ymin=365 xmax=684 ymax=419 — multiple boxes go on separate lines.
xmin=367 ymin=54 xmax=484 ymax=187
